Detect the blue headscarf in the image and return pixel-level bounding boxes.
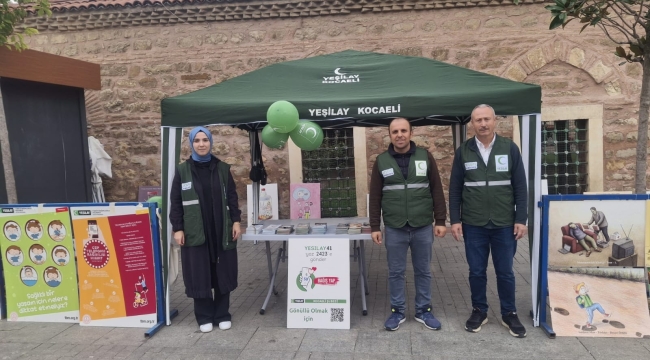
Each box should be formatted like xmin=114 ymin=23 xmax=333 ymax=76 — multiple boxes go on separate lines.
xmin=189 ymin=126 xmax=213 ymax=162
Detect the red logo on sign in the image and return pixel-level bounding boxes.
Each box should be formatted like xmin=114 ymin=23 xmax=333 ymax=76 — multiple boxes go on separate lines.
xmin=55 ymin=208 xmax=69 ymax=213
xmin=314 ymin=277 xmax=340 ymax=285
xmin=83 ymin=239 xmax=110 ymax=269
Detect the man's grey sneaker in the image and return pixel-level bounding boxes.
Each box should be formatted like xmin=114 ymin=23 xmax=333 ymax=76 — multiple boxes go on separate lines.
xmin=465 ymin=308 xmax=488 ymax=333
xmin=384 ymin=308 xmax=406 ymax=331
xmin=414 ymin=307 xmax=441 ymax=330
xmin=501 ymin=311 xmax=527 ymax=338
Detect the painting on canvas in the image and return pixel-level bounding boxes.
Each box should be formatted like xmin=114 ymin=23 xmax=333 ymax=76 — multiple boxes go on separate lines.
xmin=548 ymin=200 xmax=645 ymax=267
xmin=548 ymin=267 xmax=650 ymax=337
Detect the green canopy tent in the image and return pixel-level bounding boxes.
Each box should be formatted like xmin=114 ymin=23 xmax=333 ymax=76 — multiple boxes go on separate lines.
xmin=160 ymin=50 xmax=544 ymax=327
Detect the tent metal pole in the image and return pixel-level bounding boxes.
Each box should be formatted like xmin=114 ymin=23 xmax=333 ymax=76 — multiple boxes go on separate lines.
xmin=249 ymin=131 xmax=260 ymax=244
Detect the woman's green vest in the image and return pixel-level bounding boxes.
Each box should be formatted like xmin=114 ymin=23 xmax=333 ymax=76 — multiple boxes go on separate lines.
xmin=376 ymin=147 xmax=433 ymax=228
xmin=459 ymin=136 xmax=515 ymax=227
xmin=177 ymin=161 xmax=235 ymax=249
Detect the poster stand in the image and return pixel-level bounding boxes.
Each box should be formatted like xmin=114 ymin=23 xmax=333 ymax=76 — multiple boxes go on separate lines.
xmin=0 ymin=202 xmax=177 ymax=338
xmin=537 ymin=193 xmax=650 ymax=339
xmin=0 ymin=251 xmax=5 ymax=319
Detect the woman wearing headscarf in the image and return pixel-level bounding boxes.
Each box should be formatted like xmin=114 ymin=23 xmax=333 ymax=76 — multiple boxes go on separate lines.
xmin=169 ymin=126 xmax=242 ymax=333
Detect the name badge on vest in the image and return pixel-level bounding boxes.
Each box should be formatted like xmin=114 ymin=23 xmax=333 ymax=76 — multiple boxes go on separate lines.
xmin=181 ymin=182 xmax=192 ymax=191
xmin=381 ymin=168 xmax=394 ymax=178
xmin=495 ymin=155 xmax=509 ymax=172
xmin=464 ymin=162 xmax=478 ymax=170
xmin=414 ymin=161 xmax=427 ymax=176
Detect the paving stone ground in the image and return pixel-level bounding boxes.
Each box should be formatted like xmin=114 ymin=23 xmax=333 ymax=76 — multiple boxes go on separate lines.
xmin=2 ymin=233 xmax=650 ymax=359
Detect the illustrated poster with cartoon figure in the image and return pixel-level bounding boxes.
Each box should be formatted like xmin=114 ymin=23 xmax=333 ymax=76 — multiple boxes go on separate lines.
xmin=287 ymin=237 xmax=350 ymax=329
xmin=0 ymin=207 xmax=80 ymax=322
xmin=290 ymin=183 xmax=321 ymax=220
xmin=547 ymin=200 xmax=646 ymax=267
xmin=71 ymin=206 xmax=157 ymax=327
xmin=548 ymin=267 xmax=650 ymax=337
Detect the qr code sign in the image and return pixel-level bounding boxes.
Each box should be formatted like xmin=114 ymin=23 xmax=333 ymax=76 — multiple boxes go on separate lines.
xmin=331 ymin=308 xmax=344 ymax=322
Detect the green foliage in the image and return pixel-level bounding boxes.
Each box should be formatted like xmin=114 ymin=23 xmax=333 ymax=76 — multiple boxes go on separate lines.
xmin=0 ymin=0 xmax=51 ymax=51
xmin=543 ymin=0 xmax=648 ymax=63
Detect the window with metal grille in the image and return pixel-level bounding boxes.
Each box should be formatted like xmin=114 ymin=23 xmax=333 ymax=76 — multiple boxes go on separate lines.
xmin=301 ymin=128 xmax=357 ymax=217
xmin=541 ymin=119 xmax=588 ymax=194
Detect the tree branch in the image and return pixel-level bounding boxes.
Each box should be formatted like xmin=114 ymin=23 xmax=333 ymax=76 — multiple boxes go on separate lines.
xmin=601 ymin=7 xmax=638 ymax=40
xmin=600 ymin=17 xmax=634 ymax=41
xmin=638 ymin=0 xmax=649 ymax=28
xmin=613 ymin=1 xmax=645 ymax=31
xmin=598 ymin=22 xmax=631 ymax=45
xmin=612 ymin=3 xmax=640 ymax=39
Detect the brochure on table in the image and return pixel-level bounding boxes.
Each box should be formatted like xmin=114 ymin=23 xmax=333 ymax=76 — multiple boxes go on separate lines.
xmin=0 ymin=206 xmax=80 ymax=322
xmin=247 ymin=183 xmax=279 ymax=224
xmin=287 ymin=237 xmax=349 ymax=329
xmin=70 ymin=205 xmax=157 ymax=327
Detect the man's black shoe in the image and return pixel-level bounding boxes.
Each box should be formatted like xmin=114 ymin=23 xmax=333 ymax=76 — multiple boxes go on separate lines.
xmin=465 ymin=308 xmax=488 ymax=333
xmin=501 ymin=311 xmax=527 ymax=338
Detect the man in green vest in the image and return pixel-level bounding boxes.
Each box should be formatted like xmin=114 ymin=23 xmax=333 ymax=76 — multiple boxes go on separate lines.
xmin=449 ymin=104 xmax=528 ymax=338
xmin=369 ymin=118 xmax=447 ymax=331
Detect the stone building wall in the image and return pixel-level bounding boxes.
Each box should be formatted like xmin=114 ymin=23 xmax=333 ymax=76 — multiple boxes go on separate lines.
xmin=22 ymin=2 xmax=644 ymax=218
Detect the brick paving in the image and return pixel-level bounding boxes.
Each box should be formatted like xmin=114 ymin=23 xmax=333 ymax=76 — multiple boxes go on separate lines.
xmin=2 ymin=233 xmax=650 ymax=359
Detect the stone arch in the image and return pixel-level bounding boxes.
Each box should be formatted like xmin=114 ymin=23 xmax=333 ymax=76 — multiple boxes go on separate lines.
xmin=500 ymin=35 xmax=626 ymax=97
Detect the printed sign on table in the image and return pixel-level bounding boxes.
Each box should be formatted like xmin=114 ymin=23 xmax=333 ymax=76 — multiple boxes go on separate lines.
xmin=247 ymin=183 xmax=279 ymax=225
xmin=70 ymin=206 xmax=157 ymax=327
xmin=287 ymin=238 xmax=349 ymax=329
xmin=290 ymin=183 xmax=321 ymax=220
xmin=0 ymin=207 xmax=80 ymax=322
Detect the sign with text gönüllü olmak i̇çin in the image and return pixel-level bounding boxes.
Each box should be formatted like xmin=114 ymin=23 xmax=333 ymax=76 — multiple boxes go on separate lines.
xmin=71 ymin=206 xmax=157 ymax=327
xmin=0 ymin=206 xmax=80 ymax=322
xmin=287 ymin=238 xmax=350 ymax=329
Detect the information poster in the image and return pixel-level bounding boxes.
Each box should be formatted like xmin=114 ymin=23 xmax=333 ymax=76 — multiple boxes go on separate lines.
xmin=70 ymin=206 xmax=157 ymax=327
xmin=548 ymin=267 xmax=650 ymax=337
xmin=290 ymin=183 xmax=321 ymax=220
xmin=247 ymin=183 xmax=279 ymax=224
xmin=287 ymin=238 xmax=349 ymax=329
xmin=0 ymin=259 xmax=5 ymax=319
xmin=645 ymin=200 xmax=650 ymax=267
xmin=0 ymin=207 xmax=80 ymax=322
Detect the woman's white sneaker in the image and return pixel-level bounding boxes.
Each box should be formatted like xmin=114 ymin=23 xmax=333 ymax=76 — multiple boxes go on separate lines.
xmin=199 ymin=323 xmax=213 ymax=333
xmin=218 ymin=321 xmax=232 ymax=330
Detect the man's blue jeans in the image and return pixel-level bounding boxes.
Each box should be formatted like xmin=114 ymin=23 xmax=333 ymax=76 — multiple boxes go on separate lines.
xmin=462 ymin=223 xmax=517 ymax=315
xmin=384 ymin=224 xmax=433 ymax=314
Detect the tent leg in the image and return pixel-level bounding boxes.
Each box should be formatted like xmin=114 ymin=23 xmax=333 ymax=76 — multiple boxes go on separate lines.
xmin=260 ymin=240 xmax=283 ymax=314
xmin=249 ymin=131 xmax=260 ymax=244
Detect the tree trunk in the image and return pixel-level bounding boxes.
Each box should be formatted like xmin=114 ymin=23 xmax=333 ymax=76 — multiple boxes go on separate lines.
xmin=634 ymin=45 xmax=650 ymax=194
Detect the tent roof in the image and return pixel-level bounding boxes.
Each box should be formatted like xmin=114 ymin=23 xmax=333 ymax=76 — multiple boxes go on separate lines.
xmin=161 ymin=50 xmax=541 ymax=130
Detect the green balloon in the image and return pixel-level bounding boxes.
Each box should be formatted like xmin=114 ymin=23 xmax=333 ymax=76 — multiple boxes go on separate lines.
xmin=147 ymin=196 xmax=162 ymax=209
xmin=261 ymin=125 xmax=289 ymax=149
xmin=267 ymin=100 xmax=299 ymax=133
xmin=289 ymin=120 xmax=324 ymax=151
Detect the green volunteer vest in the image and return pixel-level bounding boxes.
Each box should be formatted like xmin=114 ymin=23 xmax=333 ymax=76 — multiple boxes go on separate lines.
xmin=177 ymin=161 xmax=235 ymax=249
xmin=376 ymin=147 xmax=433 ymax=228
xmin=459 ymin=135 xmax=515 ymax=227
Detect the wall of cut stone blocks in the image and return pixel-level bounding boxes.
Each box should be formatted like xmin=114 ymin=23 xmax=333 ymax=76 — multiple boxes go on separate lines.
xmin=20 ymin=4 xmax=644 ymax=215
